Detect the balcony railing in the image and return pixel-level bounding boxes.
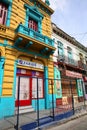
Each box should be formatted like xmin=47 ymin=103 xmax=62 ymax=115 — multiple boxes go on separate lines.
xmin=57 ymin=55 xmax=78 ymax=66
xmin=78 ymin=60 xmax=87 ymax=71
xmin=15 ymin=24 xmax=54 ymax=47
xmin=57 ymin=55 xmax=87 ymax=71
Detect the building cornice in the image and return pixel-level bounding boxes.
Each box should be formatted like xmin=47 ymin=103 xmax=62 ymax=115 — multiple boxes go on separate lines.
xmin=52 ymin=23 xmax=87 ymax=52
xmin=22 ymin=0 xmax=54 ymax=16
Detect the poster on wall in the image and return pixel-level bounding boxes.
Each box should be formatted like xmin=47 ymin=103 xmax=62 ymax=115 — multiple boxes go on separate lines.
xmin=20 ymin=77 xmax=29 ymax=100
xmin=16 ymin=77 xmax=29 ymax=100
xmin=77 ymin=79 xmax=83 ymax=97
xmin=55 ymin=80 xmax=62 ymax=98
xmin=32 ymin=78 xmax=43 ymax=98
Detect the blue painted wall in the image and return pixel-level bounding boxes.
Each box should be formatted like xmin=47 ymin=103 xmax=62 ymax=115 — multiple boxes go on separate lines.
xmin=0 ymin=57 xmax=5 ymax=96
xmin=32 ymin=99 xmax=45 ymax=110
xmin=0 ymin=56 xmax=15 ymax=119
xmin=0 ymin=97 xmax=15 ymax=119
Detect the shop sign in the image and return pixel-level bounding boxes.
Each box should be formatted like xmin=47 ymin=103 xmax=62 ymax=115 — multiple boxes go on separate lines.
xmin=17 ymin=59 xmax=44 ymax=69
xmin=66 ymin=70 xmax=82 ymax=79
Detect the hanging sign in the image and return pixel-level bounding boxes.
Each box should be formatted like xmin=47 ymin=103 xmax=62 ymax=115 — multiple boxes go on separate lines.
xmin=17 ymin=59 xmax=44 ymax=69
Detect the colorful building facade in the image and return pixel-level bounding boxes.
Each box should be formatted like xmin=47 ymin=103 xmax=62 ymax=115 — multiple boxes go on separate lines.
xmin=52 ymin=23 xmax=87 ymax=105
xmin=0 ymin=0 xmax=55 ymax=119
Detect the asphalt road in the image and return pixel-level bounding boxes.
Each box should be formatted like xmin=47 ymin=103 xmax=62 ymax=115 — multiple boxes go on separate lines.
xmin=47 ymin=115 xmax=87 ymax=130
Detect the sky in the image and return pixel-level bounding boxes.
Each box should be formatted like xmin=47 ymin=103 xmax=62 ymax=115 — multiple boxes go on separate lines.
xmin=49 ymin=0 xmax=87 ymax=47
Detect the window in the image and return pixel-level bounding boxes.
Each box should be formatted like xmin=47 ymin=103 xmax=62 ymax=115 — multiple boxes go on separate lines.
xmin=67 ymin=47 xmax=73 ymax=63
xmin=58 ymin=41 xmax=64 ymax=56
xmin=79 ymin=53 xmax=83 ymax=62
xmin=0 ymin=3 xmax=8 ymax=25
xmin=28 ymin=18 xmax=38 ymax=31
xmin=85 ymin=57 xmax=87 ymax=65
xmin=24 ymin=4 xmax=43 ymax=33
xmin=32 ymin=78 xmax=44 ymax=98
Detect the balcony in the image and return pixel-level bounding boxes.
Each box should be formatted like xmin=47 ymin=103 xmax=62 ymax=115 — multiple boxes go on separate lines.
xmin=15 ymin=24 xmax=55 ymax=55
xmin=64 ymin=56 xmax=78 ymax=66
xmin=57 ymin=55 xmax=78 ymax=66
xmin=78 ymin=60 xmax=87 ymax=71
xmin=57 ymin=55 xmax=87 ymax=71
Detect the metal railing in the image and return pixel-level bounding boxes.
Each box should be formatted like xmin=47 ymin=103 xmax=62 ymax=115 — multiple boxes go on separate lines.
xmin=57 ymin=55 xmax=87 ymax=70
xmin=1 ymin=77 xmax=86 ymax=130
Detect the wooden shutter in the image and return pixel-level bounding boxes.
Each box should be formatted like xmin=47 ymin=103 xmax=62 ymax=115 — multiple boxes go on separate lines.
xmin=0 ymin=3 xmax=7 ymax=25
xmin=29 ymin=19 xmax=38 ymax=31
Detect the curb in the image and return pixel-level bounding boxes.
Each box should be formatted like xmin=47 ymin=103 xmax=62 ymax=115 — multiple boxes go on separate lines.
xmin=40 ymin=112 xmax=87 ymax=130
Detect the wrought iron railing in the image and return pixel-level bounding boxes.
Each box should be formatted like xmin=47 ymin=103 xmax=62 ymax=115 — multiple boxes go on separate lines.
xmin=57 ymin=55 xmax=87 ymax=71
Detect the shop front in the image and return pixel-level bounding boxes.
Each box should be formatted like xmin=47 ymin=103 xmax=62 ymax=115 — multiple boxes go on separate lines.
xmin=15 ymin=59 xmax=53 ymax=112
xmin=63 ymin=70 xmax=83 ymax=104
xmin=15 ymin=59 xmax=47 ymax=112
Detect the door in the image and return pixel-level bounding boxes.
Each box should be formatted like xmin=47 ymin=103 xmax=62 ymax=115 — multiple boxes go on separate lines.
xmin=32 ymin=77 xmax=44 ymax=99
xmin=15 ymin=76 xmax=32 ymax=107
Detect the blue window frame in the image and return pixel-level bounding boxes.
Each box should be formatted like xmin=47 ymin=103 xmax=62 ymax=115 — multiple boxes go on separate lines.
xmin=58 ymin=41 xmax=64 ymax=56
xmin=24 ymin=4 xmax=43 ymax=33
xmin=28 ymin=18 xmax=38 ymax=32
xmin=0 ymin=1 xmax=12 ymax=26
xmin=0 ymin=3 xmax=8 ymax=25
xmin=67 ymin=46 xmax=73 ymax=63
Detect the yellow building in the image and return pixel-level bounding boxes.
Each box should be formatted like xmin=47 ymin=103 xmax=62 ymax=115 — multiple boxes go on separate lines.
xmin=0 ymin=0 xmax=55 ymax=118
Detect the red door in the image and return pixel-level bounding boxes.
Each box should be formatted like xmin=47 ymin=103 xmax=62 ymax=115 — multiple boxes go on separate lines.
xmin=15 ymin=76 xmax=32 ymax=107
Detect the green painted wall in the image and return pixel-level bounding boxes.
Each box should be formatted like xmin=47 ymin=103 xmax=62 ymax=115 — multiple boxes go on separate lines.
xmin=54 ymin=67 xmax=62 ymax=98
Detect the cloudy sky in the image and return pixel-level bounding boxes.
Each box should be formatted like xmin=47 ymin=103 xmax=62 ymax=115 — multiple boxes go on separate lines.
xmin=49 ymin=0 xmax=87 ymax=47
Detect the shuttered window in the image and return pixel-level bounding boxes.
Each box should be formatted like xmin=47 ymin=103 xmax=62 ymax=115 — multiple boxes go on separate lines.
xmin=58 ymin=41 xmax=64 ymax=56
xmin=0 ymin=3 xmax=8 ymax=25
xmin=28 ymin=18 xmax=38 ymax=32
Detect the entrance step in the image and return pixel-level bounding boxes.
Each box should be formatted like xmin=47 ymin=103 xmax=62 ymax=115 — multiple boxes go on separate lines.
xmin=15 ymin=106 xmax=34 ymax=114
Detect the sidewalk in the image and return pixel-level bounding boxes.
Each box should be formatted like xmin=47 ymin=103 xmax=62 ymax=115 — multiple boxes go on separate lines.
xmin=0 ymin=104 xmax=87 ymax=130
xmin=41 ymin=108 xmax=87 ymax=130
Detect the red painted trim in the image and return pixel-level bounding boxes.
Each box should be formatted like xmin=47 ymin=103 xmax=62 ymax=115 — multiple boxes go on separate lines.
xmin=15 ymin=76 xmax=32 ymax=107
xmin=16 ymin=69 xmax=44 ymax=107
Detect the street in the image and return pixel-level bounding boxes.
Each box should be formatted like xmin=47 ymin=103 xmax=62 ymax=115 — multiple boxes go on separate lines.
xmin=47 ymin=115 xmax=87 ymax=130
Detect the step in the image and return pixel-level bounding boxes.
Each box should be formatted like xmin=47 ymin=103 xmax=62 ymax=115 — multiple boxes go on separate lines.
xmin=15 ymin=105 xmax=34 ymax=114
